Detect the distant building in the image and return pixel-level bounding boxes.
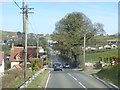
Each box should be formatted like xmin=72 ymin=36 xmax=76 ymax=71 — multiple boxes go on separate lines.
xmin=111 ymin=44 xmax=118 ymax=49
xmin=38 ymin=47 xmax=47 ymax=59
xmin=104 ymin=45 xmax=111 ymax=49
xmin=47 ymin=40 xmax=57 ymax=46
xmin=107 ymin=39 xmax=118 ymax=45
xmin=82 ymin=46 xmax=97 ymax=51
xmin=98 ymin=46 xmax=104 ymax=50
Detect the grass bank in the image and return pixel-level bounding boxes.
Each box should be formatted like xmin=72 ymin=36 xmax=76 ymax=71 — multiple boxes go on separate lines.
xmin=96 ymin=64 xmax=120 ymax=87
xmin=27 ymin=69 xmax=49 ymax=88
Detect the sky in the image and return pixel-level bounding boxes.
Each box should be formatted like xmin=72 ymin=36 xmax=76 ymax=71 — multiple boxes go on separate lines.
xmin=0 ymin=0 xmax=119 ymax=35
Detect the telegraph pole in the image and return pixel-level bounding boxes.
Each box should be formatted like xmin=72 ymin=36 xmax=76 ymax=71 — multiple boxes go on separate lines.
xmin=37 ymin=36 xmax=39 ymax=58
xmin=21 ymin=0 xmax=34 ymax=84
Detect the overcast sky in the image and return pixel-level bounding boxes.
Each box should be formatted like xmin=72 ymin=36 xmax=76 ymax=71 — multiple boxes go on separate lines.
xmin=0 ymin=0 xmax=118 ymax=35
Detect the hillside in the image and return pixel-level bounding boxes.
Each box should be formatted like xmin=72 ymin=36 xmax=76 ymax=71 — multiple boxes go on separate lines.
xmin=93 ymin=35 xmax=118 ymax=45
xmin=0 ymin=30 xmax=17 ymax=40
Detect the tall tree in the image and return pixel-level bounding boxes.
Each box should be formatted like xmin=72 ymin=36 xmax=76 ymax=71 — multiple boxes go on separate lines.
xmin=93 ymin=22 xmax=106 ymax=35
xmin=52 ymin=12 xmax=93 ymax=66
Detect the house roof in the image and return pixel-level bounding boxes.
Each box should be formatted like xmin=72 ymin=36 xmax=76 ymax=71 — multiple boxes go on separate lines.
xmin=0 ymin=51 xmax=4 ymax=65
xmin=10 ymin=46 xmax=24 ymax=62
xmin=10 ymin=46 xmax=37 ymax=62
xmin=27 ymin=48 xmax=37 ymax=58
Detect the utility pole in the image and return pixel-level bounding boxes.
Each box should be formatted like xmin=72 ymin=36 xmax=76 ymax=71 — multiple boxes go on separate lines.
xmin=37 ymin=35 xmax=39 ymax=58
xmin=83 ymin=34 xmax=86 ymax=70
xmin=21 ymin=0 xmax=34 ymax=84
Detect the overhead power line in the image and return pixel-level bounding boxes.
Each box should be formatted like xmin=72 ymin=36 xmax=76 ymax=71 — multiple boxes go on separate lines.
xmin=13 ymin=0 xmax=22 ymax=11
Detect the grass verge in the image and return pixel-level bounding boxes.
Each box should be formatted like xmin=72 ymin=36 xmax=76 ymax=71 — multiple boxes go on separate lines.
xmin=27 ymin=69 xmax=49 ymax=88
xmin=96 ymin=64 xmax=120 ymax=87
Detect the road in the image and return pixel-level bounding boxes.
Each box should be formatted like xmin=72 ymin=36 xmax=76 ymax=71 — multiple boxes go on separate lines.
xmin=45 ymin=55 xmax=115 ymax=89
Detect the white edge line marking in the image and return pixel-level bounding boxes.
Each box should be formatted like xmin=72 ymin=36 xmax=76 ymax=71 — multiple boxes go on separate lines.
xmin=45 ymin=71 xmax=51 ymax=89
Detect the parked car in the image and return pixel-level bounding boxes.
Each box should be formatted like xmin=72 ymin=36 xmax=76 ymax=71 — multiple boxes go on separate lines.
xmin=53 ymin=63 xmax=63 ymax=71
xmin=63 ymin=63 xmax=70 ymax=69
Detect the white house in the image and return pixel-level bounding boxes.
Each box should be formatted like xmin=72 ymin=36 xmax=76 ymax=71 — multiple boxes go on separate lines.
xmin=111 ymin=44 xmax=118 ymax=49
xmin=98 ymin=46 xmax=104 ymax=50
xmin=104 ymin=45 xmax=111 ymax=49
xmin=38 ymin=47 xmax=47 ymax=59
xmin=83 ymin=46 xmax=97 ymax=51
xmin=0 ymin=51 xmax=4 ymax=75
xmin=39 ymin=47 xmax=45 ymax=53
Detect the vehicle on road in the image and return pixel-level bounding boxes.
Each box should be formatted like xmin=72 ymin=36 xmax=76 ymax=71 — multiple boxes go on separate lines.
xmin=53 ymin=63 xmax=63 ymax=71
xmin=63 ymin=63 xmax=70 ymax=69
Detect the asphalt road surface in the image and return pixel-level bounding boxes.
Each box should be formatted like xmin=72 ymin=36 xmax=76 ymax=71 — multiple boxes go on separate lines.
xmin=45 ymin=55 xmax=116 ymax=89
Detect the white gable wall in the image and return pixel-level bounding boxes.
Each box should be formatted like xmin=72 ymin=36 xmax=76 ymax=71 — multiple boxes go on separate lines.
xmin=11 ymin=62 xmax=20 ymax=68
xmin=0 ymin=59 xmax=4 ymax=74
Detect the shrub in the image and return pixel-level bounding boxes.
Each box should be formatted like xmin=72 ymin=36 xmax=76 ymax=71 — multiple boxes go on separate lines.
xmin=31 ymin=58 xmax=42 ymax=71
xmin=34 ymin=64 xmax=40 ymax=71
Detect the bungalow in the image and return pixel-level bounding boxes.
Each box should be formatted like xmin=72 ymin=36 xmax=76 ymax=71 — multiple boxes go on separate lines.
xmin=10 ymin=46 xmax=37 ymax=68
xmin=0 ymin=51 xmax=4 ymax=75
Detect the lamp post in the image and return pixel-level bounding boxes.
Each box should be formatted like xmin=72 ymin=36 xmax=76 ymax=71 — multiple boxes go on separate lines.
xmin=83 ymin=34 xmax=86 ymax=70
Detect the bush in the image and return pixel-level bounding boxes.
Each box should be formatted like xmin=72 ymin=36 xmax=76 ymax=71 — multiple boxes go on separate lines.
xmin=34 ymin=64 xmax=40 ymax=71
xmin=31 ymin=58 xmax=42 ymax=71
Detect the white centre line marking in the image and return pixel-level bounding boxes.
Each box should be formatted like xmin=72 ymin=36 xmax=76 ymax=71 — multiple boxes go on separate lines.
xmin=78 ymin=82 xmax=87 ymax=89
xmin=67 ymin=73 xmax=87 ymax=89
xmin=72 ymin=76 xmax=77 ymax=81
xmin=67 ymin=73 xmax=77 ymax=80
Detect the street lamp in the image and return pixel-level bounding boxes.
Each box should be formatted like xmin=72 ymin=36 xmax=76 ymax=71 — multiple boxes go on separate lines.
xmin=83 ymin=34 xmax=86 ymax=70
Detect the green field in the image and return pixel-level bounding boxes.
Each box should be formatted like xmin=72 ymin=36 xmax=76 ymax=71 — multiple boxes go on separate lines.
xmin=80 ymin=49 xmax=118 ymax=62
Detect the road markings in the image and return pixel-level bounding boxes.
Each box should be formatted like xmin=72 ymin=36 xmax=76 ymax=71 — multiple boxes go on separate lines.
xmin=72 ymin=76 xmax=77 ymax=81
xmin=67 ymin=73 xmax=72 ymax=77
xmin=67 ymin=73 xmax=77 ymax=81
xmin=67 ymin=73 xmax=87 ymax=89
xmin=45 ymin=71 xmax=51 ymax=89
xmin=78 ymin=82 xmax=87 ymax=89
